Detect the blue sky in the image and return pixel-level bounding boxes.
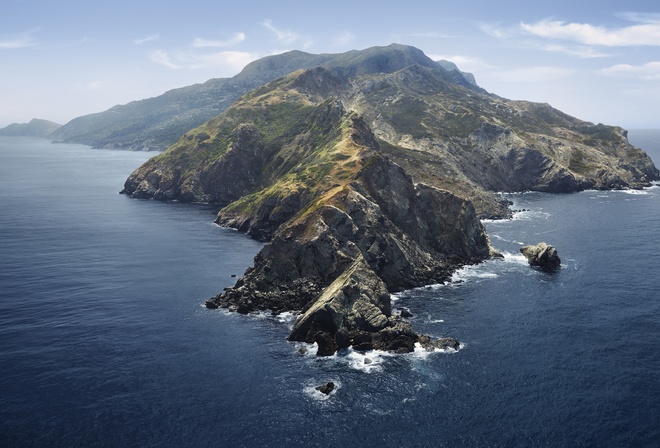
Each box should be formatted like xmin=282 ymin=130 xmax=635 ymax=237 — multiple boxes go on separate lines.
xmin=2 ymin=0 xmax=660 ymax=129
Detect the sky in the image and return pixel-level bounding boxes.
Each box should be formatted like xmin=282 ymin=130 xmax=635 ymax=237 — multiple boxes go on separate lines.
xmin=2 ymin=0 xmax=660 ymax=129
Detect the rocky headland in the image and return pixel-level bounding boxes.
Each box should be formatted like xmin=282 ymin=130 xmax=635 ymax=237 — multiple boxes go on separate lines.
xmin=121 ymin=45 xmax=660 ymax=355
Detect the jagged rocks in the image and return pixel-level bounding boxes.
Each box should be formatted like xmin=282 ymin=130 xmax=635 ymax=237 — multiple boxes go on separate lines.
xmin=520 ymin=242 xmax=561 ymax=271
xmin=417 ymin=335 xmax=461 ymax=351
xmin=288 ymin=255 xmax=420 ymax=355
xmin=314 ymin=332 xmax=338 ymax=357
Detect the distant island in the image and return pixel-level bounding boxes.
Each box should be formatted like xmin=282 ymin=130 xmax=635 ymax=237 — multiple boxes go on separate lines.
xmin=0 ymin=118 xmax=61 ymax=138
xmin=119 ymin=44 xmax=660 ymax=356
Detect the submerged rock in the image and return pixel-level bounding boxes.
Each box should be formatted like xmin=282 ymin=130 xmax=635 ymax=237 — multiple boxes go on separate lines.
xmin=520 ymin=242 xmax=561 ymax=271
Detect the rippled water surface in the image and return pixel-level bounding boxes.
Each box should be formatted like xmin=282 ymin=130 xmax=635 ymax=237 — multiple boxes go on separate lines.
xmin=1 ymin=134 xmax=659 ymax=447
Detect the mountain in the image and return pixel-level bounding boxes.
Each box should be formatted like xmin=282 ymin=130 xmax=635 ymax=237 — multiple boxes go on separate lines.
xmin=120 ymin=45 xmax=659 ymax=355
xmin=0 ymin=118 xmax=61 ymax=138
xmin=50 ymin=44 xmax=479 ymax=151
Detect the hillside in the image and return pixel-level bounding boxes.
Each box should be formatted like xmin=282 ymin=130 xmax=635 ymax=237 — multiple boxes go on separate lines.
xmin=121 ymin=46 xmax=659 ymax=354
xmin=50 ymin=44 xmax=478 ymax=151
xmin=0 ymin=118 xmax=61 ymax=138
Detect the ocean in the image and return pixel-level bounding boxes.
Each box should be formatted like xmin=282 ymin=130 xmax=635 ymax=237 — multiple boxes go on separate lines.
xmin=0 ymin=132 xmax=658 ymax=447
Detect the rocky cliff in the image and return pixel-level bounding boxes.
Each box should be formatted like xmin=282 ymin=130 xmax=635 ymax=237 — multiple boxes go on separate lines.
xmin=202 ymin=111 xmax=491 ymax=353
xmin=121 ymin=45 xmax=659 ymax=354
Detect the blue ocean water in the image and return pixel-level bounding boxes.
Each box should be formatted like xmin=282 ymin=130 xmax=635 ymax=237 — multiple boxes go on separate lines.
xmin=1 ymin=133 xmax=659 ymax=447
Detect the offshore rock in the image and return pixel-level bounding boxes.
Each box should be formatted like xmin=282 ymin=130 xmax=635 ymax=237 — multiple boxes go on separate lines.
xmin=418 ymin=335 xmax=461 ymax=351
xmin=316 ymin=382 xmax=335 ymax=395
xmin=520 ymin=242 xmax=561 ymax=271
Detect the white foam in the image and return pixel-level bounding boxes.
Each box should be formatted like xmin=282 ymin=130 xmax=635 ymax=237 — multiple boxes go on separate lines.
xmin=298 ymin=344 xmax=394 ymax=373
xmin=450 ymin=264 xmax=499 ymax=283
xmin=427 ymin=318 xmax=445 ymax=324
xmin=303 ymin=379 xmax=342 ymax=401
xmin=411 ymin=341 xmax=462 ymax=360
xmin=501 ymin=251 xmax=530 ymax=265
xmin=275 ymin=311 xmax=297 ymax=326
xmin=294 ymin=342 xmax=317 ymax=356
xmin=489 ymin=233 xmax=525 ymax=246
xmin=343 ymin=348 xmax=393 ymax=373
xmin=615 ymin=188 xmax=649 ymax=195
xmin=510 ymin=209 xmax=550 ymax=221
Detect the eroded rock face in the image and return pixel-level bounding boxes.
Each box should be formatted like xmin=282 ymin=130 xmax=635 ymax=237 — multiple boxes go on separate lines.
xmin=288 ymin=255 xmax=418 ymax=354
xmin=206 ymin=152 xmax=491 ymax=355
xmin=520 ymin=242 xmax=561 ymax=271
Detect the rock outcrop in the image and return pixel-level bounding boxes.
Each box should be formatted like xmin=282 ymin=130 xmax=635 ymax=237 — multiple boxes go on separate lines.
xmin=520 ymin=242 xmax=561 ymax=271
xmin=316 ymin=382 xmax=335 ymax=395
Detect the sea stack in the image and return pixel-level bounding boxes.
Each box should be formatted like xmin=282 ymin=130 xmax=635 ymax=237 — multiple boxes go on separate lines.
xmin=520 ymin=242 xmax=561 ymax=271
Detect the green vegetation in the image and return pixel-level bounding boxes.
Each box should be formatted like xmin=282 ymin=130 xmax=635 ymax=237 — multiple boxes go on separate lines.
xmin=578 ymin=123 xmax=618 ymax=146
xmin=381 ymin=96 xmax=430 ymax=139
xmin=569 ymin=149 xmax=596 ymax=174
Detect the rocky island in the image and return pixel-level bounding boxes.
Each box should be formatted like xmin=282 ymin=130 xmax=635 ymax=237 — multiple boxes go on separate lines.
xmin=121 ymin=44 xmax=659 ymax=355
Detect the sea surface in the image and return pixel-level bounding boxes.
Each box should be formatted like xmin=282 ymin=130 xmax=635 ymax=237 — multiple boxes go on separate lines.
xmin=1 ymin=133 xmax=659 ymax=447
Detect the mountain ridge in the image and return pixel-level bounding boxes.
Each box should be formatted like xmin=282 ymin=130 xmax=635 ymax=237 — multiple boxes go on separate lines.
xmin=50 ymin=44 xmax=480 ymax=151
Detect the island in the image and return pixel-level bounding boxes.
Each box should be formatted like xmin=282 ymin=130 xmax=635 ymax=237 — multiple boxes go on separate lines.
xmin=120 ymin=44 xmax=659 ymax=355
xmin=0 ymin=118 xmax=61 ymax=138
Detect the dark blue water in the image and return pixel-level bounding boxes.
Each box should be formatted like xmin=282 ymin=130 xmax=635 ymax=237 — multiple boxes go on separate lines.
xmin=1 ymin=134 xmax=659 ymax=447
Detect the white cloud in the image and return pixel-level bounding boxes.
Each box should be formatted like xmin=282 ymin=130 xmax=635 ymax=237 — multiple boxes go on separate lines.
xmin=192 ymin=32 xmax=245 ymax=48
xmin=134 ymin=34 xmax=159 ymax=45
xmin=73 ymin=80 xmax=107 ymax=91
xmin=261 ymin=19 xmax=313 ymax=49
xmin=333 ymin=30 xmax=354 ymax=47
xmin=600 ymin=61 xmax=660 ymax=81
xmin=406 ymin=31 xmax=462 ymax=39
xmin=485 ymin=66 xmax=576 ymax=83
xmin=520 ymin=18 xmax=660 ymax=47
xmin=261 ymin=19 xmax=298 ymax=45
xmin=427 ymin=54 xmax=494 ymax=73
xmin=478 ymin=22 xmax=516 ymax=39
xmin=187 ymin=51 xmax=259 ymax=72
xmin=0 ymin=28 xmax=39 ymax=49
xmin=149 ymin=48 xmax=258 ymax=73
xmin=150 ymin=50 xmax=184 ymax=69
xmin=617 ymin=12 xmax=660 ymax=24
xmin=542 ymin=44 xmax=612 ymax=58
